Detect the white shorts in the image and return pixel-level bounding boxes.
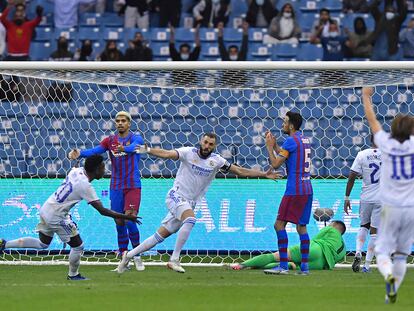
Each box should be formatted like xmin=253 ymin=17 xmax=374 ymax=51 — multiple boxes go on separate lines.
xmin=161 ymin=188 xmax=194 ymax=234
xmin=375 ymin=205 xmax=414 ymax=256
xmin=36 ymin=215 xmax=79 ymax=243
xmin=360 ymin=201 xmax=382 ymax=228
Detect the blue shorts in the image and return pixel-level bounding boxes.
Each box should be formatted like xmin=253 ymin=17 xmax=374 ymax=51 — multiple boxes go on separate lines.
xmin=110 ymin=188 xmax=141 ymax=214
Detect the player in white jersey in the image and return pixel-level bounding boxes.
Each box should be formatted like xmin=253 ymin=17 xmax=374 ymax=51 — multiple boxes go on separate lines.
xmin=344 ymin=135 xmax=382 ymax=273
xmin=0 ymin=155 xmax=139 ymax=280
xmin=362 ymin=87 xmax=414 ymax=304
xmin=116 ymin=133 xmax=280 ymax=273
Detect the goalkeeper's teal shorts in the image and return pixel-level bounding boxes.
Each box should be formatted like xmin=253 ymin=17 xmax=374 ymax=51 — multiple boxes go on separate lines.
xmin=289 ymin=242 xmax=328 ymax=270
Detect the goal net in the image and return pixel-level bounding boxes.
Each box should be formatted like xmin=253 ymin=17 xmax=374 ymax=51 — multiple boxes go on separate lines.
xmin=0 ymin=62 xmax=413 ymax=266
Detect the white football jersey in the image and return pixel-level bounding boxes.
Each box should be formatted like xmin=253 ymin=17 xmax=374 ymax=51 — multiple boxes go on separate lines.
xmin=172 ymin=147 xmax=230 ymax=203
xmin=40 ymin=167 xmax=99 ymax=222
xmin=350 ymin=148 xmax=382 ymax=203
xmin=374 ymin=130 xmax=414 ymax=207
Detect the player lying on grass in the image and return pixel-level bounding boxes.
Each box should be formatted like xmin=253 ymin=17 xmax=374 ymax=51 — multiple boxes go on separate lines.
xmin=0 ymin=155 xmax=140 ymax=281
xmin=230 ymin=220 xmax=346 ymax=271
xmin=117 ymin=133 xmax=280 ymax=273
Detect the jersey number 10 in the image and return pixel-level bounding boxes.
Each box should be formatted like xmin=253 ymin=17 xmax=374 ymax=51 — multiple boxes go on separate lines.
xmin=391 ymin=155 xmax=414 ymax=180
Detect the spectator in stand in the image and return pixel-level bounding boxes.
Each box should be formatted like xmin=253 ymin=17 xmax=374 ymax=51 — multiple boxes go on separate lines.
xmin=120 ymin=0 xmax=150 ymax=29
xmin=369 ymin=0 xmax=407 ymax=61
xmin=218 ymin=21 xmax=248 ymax=60
xmin=53 ymin=0 xmax=97 ymax=29
xmin=79 ymin=0 xmax=106 ymax=14
xmin=98 ymin=40 xmax=123 ymax=61
xmin=193 ymin=0 xmax=231 ymax=28
xmin=49 ymin=36 xmax=74 ymax=61
xmin=399 ymin=17 xmax=414 ymax=58
xmin=320 ymin=21 xmax=348 ymax=61
xmin=73 ymin=40 xmax=93 ymax=61
xmin=263 ymin=3 xmax=300 ymax=44
xmin=0 ymin=2 xmax=43 ymax=61
xmin=245 ymin=0 xmax=278 ymax=28
xmin=157 ymin=0 xmax=182 ymax=27
xmin=124 ymin=32 xmax=153 ymax=61
xmin=310 ymin=8 xmax=333 ymax=44
xmin=169 ymin=26 xmax=201 ymax=61
xmin=344 ymin=17 xmax=372 ymax=58
xmin=342 ymin=0 xmax=369 ymax=13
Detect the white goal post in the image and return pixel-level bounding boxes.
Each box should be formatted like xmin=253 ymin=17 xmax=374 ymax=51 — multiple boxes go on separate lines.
xmin=0 ymin=61 xmax=413 ymax=267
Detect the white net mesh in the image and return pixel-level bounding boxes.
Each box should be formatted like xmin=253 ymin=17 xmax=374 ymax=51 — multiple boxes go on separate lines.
xmin=0 ymin=62 xmax=413 ymax=266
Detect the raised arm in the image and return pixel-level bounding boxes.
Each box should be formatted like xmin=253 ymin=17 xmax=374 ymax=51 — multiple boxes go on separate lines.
xmin=344 ymin=171 xmax=358 ymax=215
xmin=135 ymin=144 xmax=179 ymax=160
xmin=361 ymin=87 xmax=382 ymax=134
xmin=265 ymin=131 xmax=286 ymax=169
xmin=0 ymin=5 xmax=11 ymax=28
xmin=229 ymin=164 xmax=280 ymax=179
xmin=90 ymin=200 xmax=141 ymax=223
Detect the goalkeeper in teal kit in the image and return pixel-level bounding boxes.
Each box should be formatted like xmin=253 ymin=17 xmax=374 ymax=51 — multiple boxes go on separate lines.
xmin=231 ymin=221 xmax=347 ymax=271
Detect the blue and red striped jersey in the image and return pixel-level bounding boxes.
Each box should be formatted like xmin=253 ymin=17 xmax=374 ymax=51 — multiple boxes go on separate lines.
xmin=80 ymin=132 xmax=144 ymax=190
xmin=279 ymin=132 xmax=313 ymax=195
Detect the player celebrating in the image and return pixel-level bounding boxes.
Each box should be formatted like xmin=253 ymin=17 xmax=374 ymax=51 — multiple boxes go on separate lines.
xmin=68 ymin=111 xmax=145 ymax=270
xmin=0 ymin=155 xmax=139 ymax=280
xmin=344 ymin=135 xmax=381 ymax=273
xmin=362 ymin=87 xmax=414 ymax=304
xmin=264 ymin=111 xmax=313 ymax=275
xmin=230 ymin=220 xmax=346 ymax=271
xmin=116 ymin=133 xmax=280 ymax=273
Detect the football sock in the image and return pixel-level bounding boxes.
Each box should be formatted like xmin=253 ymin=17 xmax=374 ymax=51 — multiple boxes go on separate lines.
xmin=377 ymin=253 xmax=393 ymax=279
xmin=300 ymin=233 xmax=310 ymax=271
xmin=68 ymin=243 xmax=84 ymax=277
xmin=127 ymin=232 xmax=164 ymax=259
xmin=364 ymin=234 xmax=376 ymax=269
xmin=5 ymin=237 xmax=48 ymax=249
xmin=392 ymin=254 xmax=407 ymax=291
xmin=126 ymin=221 xmax=140 ymax=248
xmin=241 ymin=253 xmax=276 ymax=268
xmin=116 ymin=225 xmax=129 ymax=253
xmin=355 ymin=227 xmax=368 ymax=256
xmin=276 ymin=230 xmax=289 ymax=270
xmin=170 ymin=217 xmax=196 ymax=262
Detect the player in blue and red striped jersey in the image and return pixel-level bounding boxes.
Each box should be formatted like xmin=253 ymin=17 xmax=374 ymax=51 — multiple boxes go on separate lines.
xmin=264 ymin=110 xmax=313 ymax=275
xmin=68 ymin=111 xmax=145 ymax=270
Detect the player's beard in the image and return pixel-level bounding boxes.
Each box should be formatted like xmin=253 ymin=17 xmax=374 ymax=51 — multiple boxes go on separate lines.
xmin=199 ymin=146 xmax=213 ymax=159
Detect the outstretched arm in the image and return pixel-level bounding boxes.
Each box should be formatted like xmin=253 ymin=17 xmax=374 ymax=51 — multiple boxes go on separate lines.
xmin=344 ymin=171 xmax=358 ymax=215
xmin=229 ymin=165 xmax=281 ymax=179
xmin=68 ymin=145 xmax=107 ymax=159
xmin=135 ymin=145 xmax=179 ymax=160
xmin=361 ymin=87 xmax=382 ymax=134
xmin=90 ymin=200 xmax=141 ymax=223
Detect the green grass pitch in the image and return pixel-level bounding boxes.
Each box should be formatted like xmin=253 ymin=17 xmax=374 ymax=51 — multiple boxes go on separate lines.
xmin=0 ymin=266 xmax=413 ymax=311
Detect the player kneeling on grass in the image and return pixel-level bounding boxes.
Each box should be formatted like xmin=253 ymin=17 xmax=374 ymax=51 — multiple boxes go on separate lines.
xmin=0 ymin=155 xmax=140 ymax=281
xmin=117 ymin=133 xmax=280 ymax=274
xmin=231 ymin=221 xmax=346 ymax=271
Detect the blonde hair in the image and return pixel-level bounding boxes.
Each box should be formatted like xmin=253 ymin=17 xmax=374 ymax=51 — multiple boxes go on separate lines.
xmin=115 ymin=111 xmax=131 ymax=121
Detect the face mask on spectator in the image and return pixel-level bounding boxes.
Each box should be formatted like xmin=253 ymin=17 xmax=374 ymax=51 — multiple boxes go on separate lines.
xmin=229 ymin=55 xmax=238 ymax=61
xmin=329 ymin=32 xmax=339 ymax=38
xmin=256 ymin=0 xmax=264 ymax=5
xmin=181 ymin=53 xmax=190 ymax=60
xmin=283 ymin=12 xmax=292 ymax=18
xmin=385 ymin=12 xmax=395 ymax=20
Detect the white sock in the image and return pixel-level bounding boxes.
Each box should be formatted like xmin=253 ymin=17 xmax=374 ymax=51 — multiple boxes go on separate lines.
xmin=127 ymin=232 xmax=164 ymax=259
xmin=68 ymin=243 xmax=84 ymax=277
xmin=377 ymin=253 xmax=393 ymax=280
xmin=355 ymin=227 xmax=368 ymax=256
xmin=170 ymin=217 xmax=196 ymax=262
xmin=364 ymin=234 xmax=377 ymax=269
xmin=5 ymin=237 xmax=48 ymax=249
xmin=392 ymin=255 xmax=407 ymax=292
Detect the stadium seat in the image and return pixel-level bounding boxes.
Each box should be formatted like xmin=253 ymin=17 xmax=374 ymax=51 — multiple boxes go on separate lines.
xmin=103 ymin=27 xmax=126 ymax=41
xmin=299 ymin=0 xmax=324 ymax=13
xmin=273 ymin=43 xmax=299 ymax=59
xmin=79 ymin=26 xmax=102 ymax=41
xmin=123 ymin=28 xmax=150 ymax=42
xmin=54 ymin=28 xmax=78 ymax=41
xmin=324 ymin=0 xmax=343 ymax=12
xmin=297 ymin=43 xmax=323 ymax=60
xmin=101 ymin=13 xmax=124 ymax=27
xmin=299 ymin=13 xmax=318 ymax=33
xmin=79 ymin=13 xmax=104 ymax=26
xmin=248 ymin=43 xmax=272 ymax=61
xmin=34 ymin=27 xmax=54 ymax=41
xmin=342 ymin=13 xmax=375 ymax=32
xmin=150 ymin=42 xmax=170 ymax=60
xmin=248 ymin=28 xmax=268 ymax=42
xmin=199 ymin=28 xmax=218 ymax=42
xmin=200 ymin=43 xmax=220 ymax=60
xmin=174 ymin=27 xmax=195 ymax=42
xmin=31 ymin=41 xmax=55 ymax=61
xmin=223 ymin=28 xmax=243 ymax=42
xmin=150 ymin=28 xmax=171 ymax=42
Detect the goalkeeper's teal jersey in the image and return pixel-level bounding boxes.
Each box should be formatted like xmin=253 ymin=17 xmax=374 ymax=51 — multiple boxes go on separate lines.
xmin=312 ymin=226 xmax=346 ymax=269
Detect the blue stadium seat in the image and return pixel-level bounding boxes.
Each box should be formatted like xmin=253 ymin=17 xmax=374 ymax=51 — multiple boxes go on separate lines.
xmin=102 ymin=13 xmax=124 ymax=27
xmin=248 ymin=43 xmax=271 ymax=60
xmin=297 ymin=43 xmax=323 ymax=60
xmin=324 ymin=0 xmax=343 ymax=12
xmin=79 ymin=13 xmax=104 ymax=26
xmin=342 ymin=13 xmax=375 ymax=32
xmin=123 ymin=28 xmax=150 ymax=42
xmin=248 ymin=28 xmax=268 ymax=42
xmin=34 ymin=27 xmax=54 ymax=41
xmin=31 ymin=41 xmax=55 ymax=61
xmin=199 ymin=28 xmax=218 ymax=42
xmin=174 ymin=28 xmax=195 ymax=42
xmin=223 ymin=28 xmax=243 ymax=42
xmin=299 ymin=0 xmax=324 ymax=13
xmin=298 ymin=13 xmax=318 ymax=33
xmin=103 ymin=27 xmax=126 ymax=41
xmin=79 ymin=26 xmax=102 ymax=41
xmin=150 ymin=42 xmax=170 ymax=60
xmin=200 ymin=43 xmax=220 ymax=60
xmin=273 ymin=43 xmax=299 ymax=59
xmin=150 ymin=28 xmax=171 ymax=42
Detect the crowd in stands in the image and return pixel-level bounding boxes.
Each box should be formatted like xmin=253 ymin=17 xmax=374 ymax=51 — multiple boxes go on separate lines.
xmin=0 ymin=0 xmax=414 ymax=61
